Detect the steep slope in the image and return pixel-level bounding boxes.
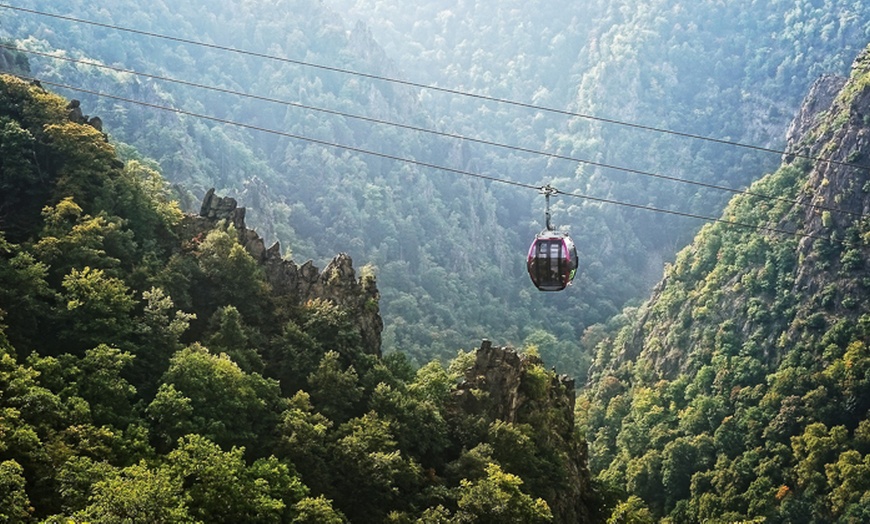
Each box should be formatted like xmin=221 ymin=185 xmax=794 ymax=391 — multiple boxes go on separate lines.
xmin=581 ymin=47 xmax=870 ymax=522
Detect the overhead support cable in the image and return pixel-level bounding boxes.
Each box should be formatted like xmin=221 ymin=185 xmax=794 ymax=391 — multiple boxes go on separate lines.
xmin=20 ymin=75 xmax=834 ymax=244
xmin=4 ymin=43 xmax=864 ymax=220
xmin=1 ymin=2 xmax=868 ymax=174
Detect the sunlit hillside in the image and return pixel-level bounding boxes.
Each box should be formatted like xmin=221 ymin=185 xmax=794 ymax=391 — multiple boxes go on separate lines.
xmin=3 ymin=1 xmax=868 ymax=377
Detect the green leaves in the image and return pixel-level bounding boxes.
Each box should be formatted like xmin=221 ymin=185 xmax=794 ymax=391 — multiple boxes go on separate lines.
xmin=307 ymin=351 xmax=363 ymax=423
xmin=76 ymin=461 xmax=194 ymax=524
xmin=0 ymin=75 xmax=593 ymax=523
xmin=166 ymin=435 xmax=299 ymax=524
xmin=0 ymin=460 xmax=31 ymax=523
xmin=454 ymin=463 xmax=552 ymax=524
xmin=291 ymin=495 xmax=347 ymax=524
xmin=0 ymin=116 xmax=42 ymax=241
xmin=62 ymin=267 xmax=135 ymax=351
xmin=160 ymin=344 xmax=285 ymax=451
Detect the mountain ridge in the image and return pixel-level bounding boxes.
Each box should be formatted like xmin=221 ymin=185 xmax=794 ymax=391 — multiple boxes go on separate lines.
xmin=582 ymin=45 xmax=870 ymax=522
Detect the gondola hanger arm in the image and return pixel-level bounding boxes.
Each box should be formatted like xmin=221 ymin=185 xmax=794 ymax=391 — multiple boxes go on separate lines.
xmin=538 ymin=184 xmax=559 ymax=232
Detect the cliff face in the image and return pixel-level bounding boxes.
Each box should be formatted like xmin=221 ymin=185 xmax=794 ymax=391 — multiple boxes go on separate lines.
xmin=453 ymin=340 xmax=595 ymax=524
xmin=184 ymin=188 xmax=383 ymax=356
xmin=783 ymin=74 xmax=847 ymax=154
xmin=602 ymin=47 xmax=870 ymax=379
xmin=788 ymin=49 xmax=870 ymax=319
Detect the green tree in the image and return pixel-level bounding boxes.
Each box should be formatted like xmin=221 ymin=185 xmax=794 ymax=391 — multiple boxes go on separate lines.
xmin=825 ymin=450 xmax=870 ymax=518
xmin=307 ymin=350 xmax=364 ymax=422
xmin=792 ymin=423 xmax=849 ymax=499
xmin=0 ymin=459 xmax=31 ymax=523
xmin=300 ymin=298 xmax=363 ymax=360
xmin=661 ymin=436 xmax=708 ymax=511
xmin=409 ymin=360 xmax=455 ymax=404
xmin=205 ymin=305 xmax=263 ymax=373
xmin=105 ymin=160 xmax=182 ymax=253
xmin=369 ymin=382 xmax=449 ymax=463
xmin=43 ymin=121 xmax=120 ymax=216
xmin=266 ymin=319 xmax=321 ymax=396
xmin=454 ymin=463 xmax=552 ymax=523
xmin=33 ymin=197 xmax=132 ymax=284
xmin=486 ymin=420 xmax=561 ymax=501
xmin=276 ymin=391 xmax=333 ymax=495
xmin=145 ymin=384 xmax=195 ymax=454
xmin=74 ymin=344 xmax=136 ymax=428
xmin=606 ymin=495 xmax=654 ymax=524
xmin=328 ymin=412 xmax=421 ymax=523
xmin=291 ymin=495 xmax=347 ymax=524
xmin=0 ymin=116 xmax=45 ymax=243
xmin=160 ymin=343 xmax=285 ymax=451
xmin=0 ymin=234 xmax=56 ymax=355
xmin=625 ymin=451 xmax=664 ymax=516
xmin=61 ymin=266 xmax=136 ymax=353
xmin=76 ymin=461 xmax=193 ymax=524
xmin=133 ymin=287 xmax=195 ymax=395
xmin=166 ymin=434 xmax=302 ymax=524
xmin=194 ymin=227 xmax=270 ymax=321
xmin=54 ymin=455 xmax=117 ymax=516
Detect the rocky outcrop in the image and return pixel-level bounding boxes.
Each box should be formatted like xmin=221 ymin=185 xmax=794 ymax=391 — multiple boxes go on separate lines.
xmin=791 ymin=51 xmax=870 ymax=230
xmin=66 ymin=99 xmax=106 ymax=132
xmin=454 ymin=340 xmax=575 ymax=424
xmin=183 ymin=188 xmax=383 ymax=356
xmin=783 ymin=48 xmax=870 ymax=323
xmin=783 ymin=74 xmax=846 ymax=156
xmin=453 ymin=340 xmax=594 ymax=524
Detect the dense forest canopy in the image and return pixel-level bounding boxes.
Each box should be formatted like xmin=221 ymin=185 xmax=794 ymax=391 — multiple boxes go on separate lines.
xmin=2 ymin=1 xmax=869 ymax=378
xmin=326 ymin=0 xmax=870 ymax=283
xmin=2 ymin=1 xmax=870 ymax=522
xmin=0 ymin=73 xmax=595 ymax=523
xmin=580 ymin=48 xmax=870 ymax=522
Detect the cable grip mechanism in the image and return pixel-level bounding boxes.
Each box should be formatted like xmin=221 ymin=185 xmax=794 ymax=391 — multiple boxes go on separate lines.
xmin=539 ymin=184 xmax=558 ymax=231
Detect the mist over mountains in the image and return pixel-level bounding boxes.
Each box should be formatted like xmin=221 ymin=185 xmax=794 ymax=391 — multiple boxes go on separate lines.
xmin=3 ymin=1 xmax=869 ymax=376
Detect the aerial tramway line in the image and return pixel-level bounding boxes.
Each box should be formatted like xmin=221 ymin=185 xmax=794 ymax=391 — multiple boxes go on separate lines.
xmin=12 ymin=73 xmax=848 ymax=293
xmin=3 ymin=3 xmax=865 ymax=292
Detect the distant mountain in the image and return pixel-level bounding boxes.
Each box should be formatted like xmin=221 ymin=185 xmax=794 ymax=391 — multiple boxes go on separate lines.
xmin=581 ymin=46 xmax=870 ymax=522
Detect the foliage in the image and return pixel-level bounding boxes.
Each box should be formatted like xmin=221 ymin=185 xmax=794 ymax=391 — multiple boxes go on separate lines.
xmin=0 ymin=75 xmax=585 ymax=522
xmin=5 ymin=2 xmax=869 ymax=518
xmin=581 ymin=57 xmax=870 ymax=523
xmin=9 ymin=0 xmax=865 ymax=381
xmin=453 ymin=463 xmax=553 ymax=523
xmin=0 ymin=460 xmax=31 ymax=523
xmin=74 ymin=461 xmax=194 ymax=524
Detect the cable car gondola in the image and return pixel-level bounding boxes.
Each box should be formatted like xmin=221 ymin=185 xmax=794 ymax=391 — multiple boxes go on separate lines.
xmin=527 ymin=185 xmax=578 ymax=291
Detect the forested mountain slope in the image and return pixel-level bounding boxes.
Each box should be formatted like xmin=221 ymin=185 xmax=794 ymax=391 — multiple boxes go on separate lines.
xmin=326 ymin=0 xmax=870 ymax=364
xmin=580 ymin=47 xmax=870 ymax=522
xmin=0 ymin=74 xmax=596 ymax=523
xmin=5 ymin=1 xmax=870 ymax=379
xmin=0 ymin=0 xmax=537 ymax=370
